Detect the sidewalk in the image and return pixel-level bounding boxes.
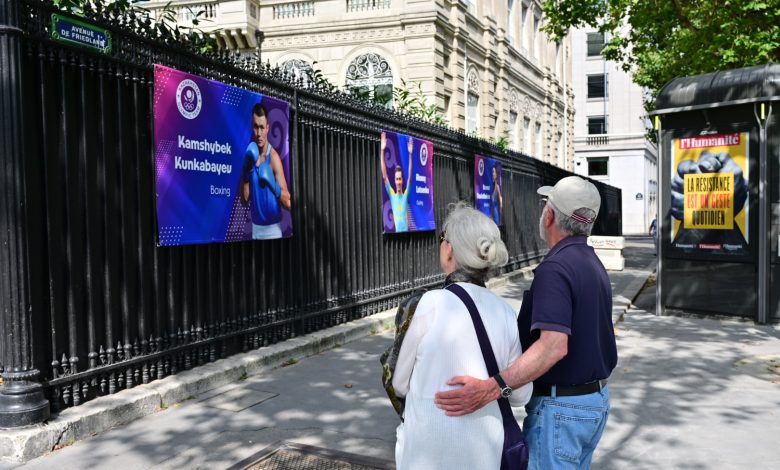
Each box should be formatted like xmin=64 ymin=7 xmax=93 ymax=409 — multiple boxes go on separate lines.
xmin=6 ymin=237 xmax=778 ymax=469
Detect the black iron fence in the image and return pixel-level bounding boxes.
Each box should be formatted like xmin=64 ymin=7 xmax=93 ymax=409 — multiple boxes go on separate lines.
xmin=0 ymin=0 xmax=621 ymax=426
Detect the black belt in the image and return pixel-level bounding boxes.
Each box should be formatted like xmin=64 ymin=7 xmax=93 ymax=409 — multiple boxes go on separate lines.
xmin=532 ymin=379 xmax=608 ymax=397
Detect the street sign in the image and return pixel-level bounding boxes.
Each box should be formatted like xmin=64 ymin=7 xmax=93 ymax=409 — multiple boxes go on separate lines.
xmin=51 ymin=14 xmax=111 ymax=54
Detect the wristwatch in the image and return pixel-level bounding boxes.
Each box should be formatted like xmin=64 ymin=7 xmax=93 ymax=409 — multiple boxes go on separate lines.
xmin=493 ymin=373 xmax=512 ymax=399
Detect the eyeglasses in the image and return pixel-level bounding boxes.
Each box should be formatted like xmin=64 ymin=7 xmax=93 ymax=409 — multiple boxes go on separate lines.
xmin=539 ymin=197 xmax=548 ymax=208
xmin=439 ymin=231 xmax=447 ymax=244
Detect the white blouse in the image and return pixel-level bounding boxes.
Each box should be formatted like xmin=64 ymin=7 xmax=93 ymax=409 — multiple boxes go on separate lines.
xmin=392 ymin=282 xmax=533 ymax=470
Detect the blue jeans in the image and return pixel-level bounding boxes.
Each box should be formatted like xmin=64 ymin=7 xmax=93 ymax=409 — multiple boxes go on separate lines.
xmin=523 ymin=386 xmax=610 ymax=470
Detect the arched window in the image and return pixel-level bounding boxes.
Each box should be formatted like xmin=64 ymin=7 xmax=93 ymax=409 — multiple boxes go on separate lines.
xmin=523 ymin=117 xmax=531 ymax=154
xmin=557 ymin=132 xmax=565 ymax=168
xmin=466 ymin=67 xmax=480 ymax=135
xmin=280 ymin=59 xmax=313 ymax=86
xmin=535 ymin=122 xmax=542 ymax=159
xmin=345 ymin=52 xmax=393 ymax=106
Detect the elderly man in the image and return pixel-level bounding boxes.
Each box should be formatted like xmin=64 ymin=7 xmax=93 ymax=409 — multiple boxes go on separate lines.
xmin=435 ymin=176 xmax=617 ymax=469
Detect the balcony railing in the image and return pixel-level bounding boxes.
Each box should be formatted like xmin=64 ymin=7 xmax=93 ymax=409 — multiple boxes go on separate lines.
xmin=273 ymin=1 xmax=315 ymax=19
xmin=142 ymin=1 xmax=220 ymax=29
xmin=586 ymin=135 xmax=609 ymax=146
xmin=575 ymin=133 xmax=656 ymax=151
xmin=347 ymin=0 xmax=391 ymax=12
xmin=174 ymin=2 xmax=217 ymax=22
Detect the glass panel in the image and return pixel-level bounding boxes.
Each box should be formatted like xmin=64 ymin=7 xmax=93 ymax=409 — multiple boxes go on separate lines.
xmin=533 ymin=16 xmax=540 ymax=58
xmin=588 ymin=157 xmax=608 ymax=176
xmin=508 ymin=112 xmax=518 ymax=149
xmin=587 ymin=74 xmax=606 ymax=98
xmin=374 ymin=84 xmax=393 ymax=106
xmin=280 ymin=59 xmax=313 ymax=86
xmin=587 ymin=32 xmax=604 ymax=56
xmin=345 ymin=52 xmax=393 ymax=107
xmin=557 ymin=133 xmax=565 ymax=167
xmin=535 ymin=123 xmax=542 ymax=158
xmin=588 ymin=116 xmax=606 ymax=134
xmin=467 ymin=93 xmax=479 ymax=135
xmin=507 ymin=0 xmax=515 ymax=45
xmin=523 ymin=117 xmax=531 ymax=153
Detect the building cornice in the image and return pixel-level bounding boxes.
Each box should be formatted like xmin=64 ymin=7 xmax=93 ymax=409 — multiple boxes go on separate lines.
xmin=263 ymin=17 xmax=438 ymax=50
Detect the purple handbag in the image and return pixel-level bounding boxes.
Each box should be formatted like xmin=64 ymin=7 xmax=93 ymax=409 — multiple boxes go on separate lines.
xmin=447 ymin=284 xmax=529 ymax=470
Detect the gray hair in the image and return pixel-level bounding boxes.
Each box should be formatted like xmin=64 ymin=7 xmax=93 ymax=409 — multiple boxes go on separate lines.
xmin=442 ymin=202 xmax=509 ymax=280
xmin=548 ymin=203 xmax=596 ymax=237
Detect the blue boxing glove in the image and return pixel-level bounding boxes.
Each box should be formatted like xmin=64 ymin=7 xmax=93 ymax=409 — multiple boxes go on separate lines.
xmin=257 ymin=160 xmax=282 ymax=199
xmin=243 ymin=142 xmax=260 ymax=183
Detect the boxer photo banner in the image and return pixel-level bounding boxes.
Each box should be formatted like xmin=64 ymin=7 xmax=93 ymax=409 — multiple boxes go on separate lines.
xmin=379 ymin=130 xmax=436 ymax=233
xmin=670 ymin=131 xmax=749 ymax=255
xmin=154 ymin=65 xmax=292 ymax=245
xmin=474 ymin=155 xmax=503 ymax=226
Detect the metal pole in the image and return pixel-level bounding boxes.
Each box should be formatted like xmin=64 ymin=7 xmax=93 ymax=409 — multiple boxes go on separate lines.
xmin=654 ymin=115 xmax=664 ymax=317
xmin=0 ymin=0 xmax=51 ymax=427
xmin=756 ymin=102 xmax=772 ymax=324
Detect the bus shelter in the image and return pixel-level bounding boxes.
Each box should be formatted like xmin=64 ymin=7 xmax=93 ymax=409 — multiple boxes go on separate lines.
xmin=651 ymin=64 xmax=779 ymax=323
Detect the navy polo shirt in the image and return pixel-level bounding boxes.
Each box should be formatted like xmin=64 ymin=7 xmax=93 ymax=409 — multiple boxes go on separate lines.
xmin=518 ymin=236 xmax=617 ymax=386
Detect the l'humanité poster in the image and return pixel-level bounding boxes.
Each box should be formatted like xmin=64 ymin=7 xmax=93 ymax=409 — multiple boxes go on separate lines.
xmin=670 ymin=132 xmax=749 ymax=255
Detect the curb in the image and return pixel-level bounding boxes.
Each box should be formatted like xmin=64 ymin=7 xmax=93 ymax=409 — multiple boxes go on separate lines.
xmin=611 ymin=260 xmax=657 ymax=325
xmin=0 ymin=310 xmax=397 ymax=464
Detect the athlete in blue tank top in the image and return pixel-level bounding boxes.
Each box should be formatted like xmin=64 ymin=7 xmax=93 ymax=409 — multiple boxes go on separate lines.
xmin=380 ymin=132 xmax=414 ymax=232
xmin=241 ymin=104 xmax=291 ymax=239
xmin=248 ymin=144 xmax=281 ymax=225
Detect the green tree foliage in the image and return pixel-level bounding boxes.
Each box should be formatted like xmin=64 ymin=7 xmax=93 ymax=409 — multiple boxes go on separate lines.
xmin=494 ymin=128 xmax=511 ymax=152
xmin=305 ymin=61 xmax=339 ymax=93
xmin=392 ymin=80 xmax=448 ymax=127
xmin=542 ymin=0 xmax=780 ymax=103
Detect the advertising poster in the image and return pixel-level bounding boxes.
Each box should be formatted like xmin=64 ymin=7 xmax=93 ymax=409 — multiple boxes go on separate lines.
xmin=670 ymin=132 xmax=749 ymax=254
xmin=380 ymin=130 xmax=436 ymax=233
xmin=154 ymin=65 xmax=292 ymax=245
xmin=474 ymin=155 xmax=503 ymax=226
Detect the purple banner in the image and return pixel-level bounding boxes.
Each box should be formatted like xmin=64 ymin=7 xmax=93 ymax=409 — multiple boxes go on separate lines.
xmin=380 ymin=130 xmax=436 ymax=233
xmin=154 ymin=65 xmax=292 ymax=245
xmin=474 ymin=154 xmax=503 ymax=226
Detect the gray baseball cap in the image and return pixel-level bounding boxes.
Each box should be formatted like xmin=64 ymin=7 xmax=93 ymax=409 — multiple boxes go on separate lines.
xmin=537 ymin=176 xmax=601 ymax=224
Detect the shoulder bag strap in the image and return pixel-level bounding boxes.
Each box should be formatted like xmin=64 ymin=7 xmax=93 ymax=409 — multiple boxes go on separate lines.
xmin=445 ymin=284 xmax=518 ymax=429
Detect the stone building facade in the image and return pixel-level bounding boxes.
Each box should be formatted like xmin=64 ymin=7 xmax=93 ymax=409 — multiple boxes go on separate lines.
xmin=145 ymin=0 xmax=574 ymax=169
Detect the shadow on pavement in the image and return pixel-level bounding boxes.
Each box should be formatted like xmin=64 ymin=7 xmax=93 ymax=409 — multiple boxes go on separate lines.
xmin=596 ymin=284 xmax=780 ymax=469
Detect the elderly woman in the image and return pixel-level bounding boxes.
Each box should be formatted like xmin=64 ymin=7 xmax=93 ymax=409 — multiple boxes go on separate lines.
xmin=392 ymin=203 xmax=532 ymax=469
